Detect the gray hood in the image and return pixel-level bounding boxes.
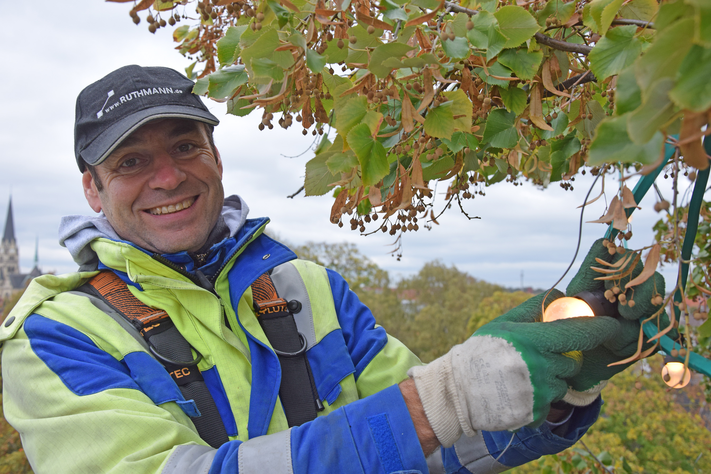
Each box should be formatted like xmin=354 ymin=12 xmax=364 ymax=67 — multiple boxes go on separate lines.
xmin=59 ymin=195 xmax=249 ymax=270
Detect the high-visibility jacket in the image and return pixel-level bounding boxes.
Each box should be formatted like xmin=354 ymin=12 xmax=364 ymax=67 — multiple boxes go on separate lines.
xmin=1 ymin=215 xmax=600 ymax=474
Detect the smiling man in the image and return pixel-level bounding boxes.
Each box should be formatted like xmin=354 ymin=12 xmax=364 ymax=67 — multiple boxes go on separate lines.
xmin=0 ymin=65 xmax=655 ymax=474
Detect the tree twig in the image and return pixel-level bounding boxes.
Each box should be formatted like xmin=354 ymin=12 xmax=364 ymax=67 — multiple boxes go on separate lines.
xmin=287 ymin=186 xmax=304 ymax=198
xmin=542 ymin=70 xmax=597 ymax=97
xmin=579 ymin=440 xmax=614 ymax=474
xmin=612 ymin=18 xmax=654 ymax=28
xmin=534 ymin=32 xmax=593 ymax=54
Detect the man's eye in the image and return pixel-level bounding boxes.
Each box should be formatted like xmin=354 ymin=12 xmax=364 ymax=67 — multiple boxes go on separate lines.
xmin=120 ymin=158 xmax=138 ymax=168
xmin=177 ymin=143 xmax=194 ymax=153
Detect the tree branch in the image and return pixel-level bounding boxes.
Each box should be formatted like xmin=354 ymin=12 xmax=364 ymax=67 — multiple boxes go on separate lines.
xmin=287 ymin=186 xmax=304 ymax=199
xmin=612 ymin=18 xmax=654 ymax=28
xmin=543 ymin=70 xmax=597 ymax=97
xmin=534 ymin=33 xmax=593 ymax=54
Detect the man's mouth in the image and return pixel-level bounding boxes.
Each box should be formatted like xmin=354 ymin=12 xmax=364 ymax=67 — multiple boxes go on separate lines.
xmin=148 ymin=197 xmax=196 ymax=216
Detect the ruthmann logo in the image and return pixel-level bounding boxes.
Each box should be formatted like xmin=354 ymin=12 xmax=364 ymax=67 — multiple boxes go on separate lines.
xmin=96 ymin=87 xmax=183 ymax=119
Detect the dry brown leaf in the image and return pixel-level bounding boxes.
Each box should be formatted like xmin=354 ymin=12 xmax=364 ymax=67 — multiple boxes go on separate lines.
xmin=405 ymin=0 xmax=444 ymax=27
xmin=577 ymin=176 xmax=605 ymax=208
xmin=368 ymin=185 xmax=382 ymax=206
xmin=625 ymin=244 xmax=660 ymax=289
xmin=541 ymin=63 xmax=571 ymax=98
xmin=415 ymin=28 xmax=432 ymax=50
xmin=612 ymin=199 xmax=629 ymax=230
xmin=690 ymin=277 xmax=711 ymax=296
xmin=595 ymin=253 xmax=633 ymax=269
xmin=401 ymin=94 xmax=416 ymax=133
xmin=430 ymin=209 xmax=440 ymax=225
xmin=411 ymin=159 xmax=428 ymax=189
xmin=280 ymin=0 xmax=301 ymax=12
xmin=356 ymin=11 xmax=393 ymax=31
xmin=529 ymin=84 xmax=554 ymax=131
xmin=621 ymin=186 xmax=639 ymax=209
xmin=679 ymin=110 xmax=710 ymax=170
xmin=461 ymin=68 xmax=472 ymax=98
xmin=588 ymin=196 xmax=621 ymax=224
xmin=417 ymin=68 xmax=435 ymax=113
xmin=330 ymin=190 xmax=348 ymax=223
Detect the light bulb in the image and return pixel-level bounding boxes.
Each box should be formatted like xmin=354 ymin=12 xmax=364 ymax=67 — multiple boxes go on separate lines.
xmin=661 ymin=362 xmax=691 ymax=388
xmin=543 ymin=297 xmax=595 ymax=322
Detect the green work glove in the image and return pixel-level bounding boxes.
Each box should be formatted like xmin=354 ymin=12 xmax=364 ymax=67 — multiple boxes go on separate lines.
xmin=408 ymin=290 xmax=621 ymax=447
xmin=564 ymin=238 xmax=676 ymax=405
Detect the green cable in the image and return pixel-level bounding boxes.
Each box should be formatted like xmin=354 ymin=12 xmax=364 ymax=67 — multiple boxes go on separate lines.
xmin=642 ymin=136 xmax=711 ymax=377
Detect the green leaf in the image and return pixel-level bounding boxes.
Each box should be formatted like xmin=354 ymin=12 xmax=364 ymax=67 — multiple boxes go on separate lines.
xmin=347 ymin=124 xmax=389 ymax=186
xmin=424 ymin=102 xmax=455 ymax=139
xmin=421 ymin=155 xmax=455 ymax=180
xmin=483 ymin=109 xmax=518 ymax=148
xmin=589 ymin=25 xmax=642 ymax=80
xmin=382 ymin=0 xmax=409 ymax=21
xmin=536 ymin=0 xmax=576 ymax=26
xmin=326 ymin=151 xmax=359 ymax=174
xmin=576 ymin=100 xmax=605 ymax=139
xmin=694 ymin=2 xmax=711 ymax=47
xmin=335 ymin=96 xmax=368 ymax=136
xmin=193 ymin=76 xmax=208 ymax=96
xmin=615 ymin=65 xmax=642 ymax=115
xmin=619 ymin=0 xmax=658 ymax=21
xmin=226 ymin=97 xmax=252 ymax=117
xmin=598 ymin=451 xmax=613 ymax=466
xmin=217 ymin=26 xmax=248 ymax=66
xmin=288 ymin=33 xmax=307 ymax=50
xmin=207 ymin=65 xmax=249 ymax=99
xmin=241 ymin=27 xmax=280 ymax=63
xmin=305 ymin=152 xmax=339 ymax=196
xmin=443 ymin=89 xmax=473 ymax=132
xmin=362 ymin=110 xmax=384 ymax=135
xmin=669 ymin=45 xmax=711 ymax=112
xmin=635 ymin=18 xmax=694 ymax=94
xmin=475 ymin=62 xmax=513 ymax=88
xmin=442 ymin=37 xmax=471 ymax=60
xmin=441 ymin=132 xmax=470 ymax=153
xmin=499 ymin=86 xmax=527 ymax=115
xmin=173 ymin=25 xmax=191 ymax=42
xmin=346 ymin=25 xmax=383 ymax=65
xmin=323 ymin=37 xmax=349 ymax=65
xmin=498 ymin=49 xmax=543 ymax=80
xmin=589 ymin=0 xmax=625 ymax=35
xmin=550 ymin=134 xmax=581 ymax=182
xmin=699 ymin=318 xmax=711 ymax=338
xmin=369 ymin=43 xmax=414 ymax=78
xmin=494 ymin=6 xmax=540 ymax=49
xmin=588 ymin=114 xmax=664 ymax=165
xmin=252 ymin=58 xmax=285 ymax=81
xmin=627 ymin=78 xmax=675 ymax=144
xmin=467 ymin=12 xmax=506 ymax=60
xmin=266 ymin=0 xmax=291 ymax=27
xmin=306 ymin=49 xmax=327 ymax=73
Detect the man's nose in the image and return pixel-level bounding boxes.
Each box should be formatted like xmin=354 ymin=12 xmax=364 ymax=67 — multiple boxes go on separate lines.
xmin=148 ymin=153 xmax=187 ymax=190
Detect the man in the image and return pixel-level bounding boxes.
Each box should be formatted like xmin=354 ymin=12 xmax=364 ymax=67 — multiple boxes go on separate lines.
xmin=1 ymin=65 xmax=662 ymax=473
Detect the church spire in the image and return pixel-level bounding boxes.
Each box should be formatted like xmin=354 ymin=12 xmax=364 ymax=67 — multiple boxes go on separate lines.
xmin=2 ymin=197 xmax=15 ymax=244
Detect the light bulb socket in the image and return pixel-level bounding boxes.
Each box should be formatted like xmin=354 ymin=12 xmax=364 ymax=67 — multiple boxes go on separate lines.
xmin=574 ymin=290 xmax=620 ymax=319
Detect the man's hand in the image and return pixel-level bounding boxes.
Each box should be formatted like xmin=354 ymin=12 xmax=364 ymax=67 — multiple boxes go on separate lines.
xmin=563 ymin=239 xmax=676 ymax=405
xmin=407 ymin=291 xmax=620 ymax=448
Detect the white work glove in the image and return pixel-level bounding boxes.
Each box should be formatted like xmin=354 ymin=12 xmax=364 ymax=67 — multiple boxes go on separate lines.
xmin=408 ymin=291 xmax=620 ymax=447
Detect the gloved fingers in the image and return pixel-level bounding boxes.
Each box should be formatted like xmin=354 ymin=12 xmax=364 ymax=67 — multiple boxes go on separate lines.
xmin=602 ymin=317 xmax=641 ymax=356
xmin=532 ymin=316 xmax=621 ymax=353
xmin=616 ymin=273 xmax=666 ymax=321
xmin=567 ymin=347 xmax=631 ymax=392
xmin=493 ymin=289 xmax=564 ymax=324
xmin=566 ymin=239 xmax=614 ymax=296
xmin=548 ymin=352 xmax=583 ymax=379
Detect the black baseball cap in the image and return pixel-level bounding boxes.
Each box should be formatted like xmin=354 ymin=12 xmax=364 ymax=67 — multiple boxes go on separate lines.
xmin=74 ymin=65 xmax=219 ymax=172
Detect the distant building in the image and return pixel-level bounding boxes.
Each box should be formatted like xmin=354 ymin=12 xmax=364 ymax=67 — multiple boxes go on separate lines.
xmin=1 ymin=198 xmax=42 ymax=308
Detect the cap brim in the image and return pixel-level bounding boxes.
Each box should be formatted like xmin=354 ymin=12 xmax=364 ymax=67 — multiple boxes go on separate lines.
xmin=81 ymin=105 xmax=219 ymax=167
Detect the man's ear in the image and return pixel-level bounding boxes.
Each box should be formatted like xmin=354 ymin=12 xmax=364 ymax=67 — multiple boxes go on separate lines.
xmin=82 ymin=171 xmax=103 ymax=213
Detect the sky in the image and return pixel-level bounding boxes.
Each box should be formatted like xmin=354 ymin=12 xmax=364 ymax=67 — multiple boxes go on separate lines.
xmin=0 ymin=0 xmax=697 ymax=291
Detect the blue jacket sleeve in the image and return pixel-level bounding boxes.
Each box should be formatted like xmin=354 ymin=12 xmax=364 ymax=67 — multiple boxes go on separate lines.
xmin=429 ymin=399 xmax=602 ymax=473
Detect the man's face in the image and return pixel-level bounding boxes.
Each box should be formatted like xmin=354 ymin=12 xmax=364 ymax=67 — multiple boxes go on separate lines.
xmin=82 ymin=118 xmax=225 ymax=254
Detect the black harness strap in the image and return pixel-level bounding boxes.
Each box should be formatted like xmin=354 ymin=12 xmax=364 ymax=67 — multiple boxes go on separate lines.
xmin=79 ymin=271 xmax=229 ymax=449
xmin=251 ymin=272 xmax=323 ymax=427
